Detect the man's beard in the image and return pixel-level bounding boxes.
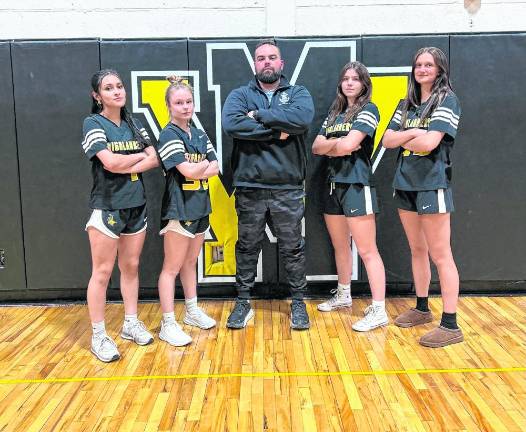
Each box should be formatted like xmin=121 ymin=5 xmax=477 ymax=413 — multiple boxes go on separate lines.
xmin=256 ymin=69 xmax=281 ymax=84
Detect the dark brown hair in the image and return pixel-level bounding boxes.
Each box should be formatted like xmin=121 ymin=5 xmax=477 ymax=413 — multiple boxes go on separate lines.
xmin=90 ymin=69 xmax=150 ymax=147
xmin=327 ymin=61 xmax=372 ymax=127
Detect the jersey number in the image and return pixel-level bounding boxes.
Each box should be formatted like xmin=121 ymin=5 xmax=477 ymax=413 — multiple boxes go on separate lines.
xmin=182 ymin=178 xmax=209 ymax=191
xmin=402 ymin=149 xmax=431 ymax=157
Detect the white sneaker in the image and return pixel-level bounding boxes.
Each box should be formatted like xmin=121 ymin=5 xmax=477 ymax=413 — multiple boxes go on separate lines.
xmin=317 ymin=288 xmax=352 ymax=312
xmin=184 ymin=307 xmax=216 ymax=329
xmin=91 ymin=334 xmax=120 ymax=362
xmin=121 ymin=319 xmax=154 ymax=345
xmin=159 ymin=320 xmax=192 ymax=346
xmin=352 ymin=305 xmax=389 ymax=332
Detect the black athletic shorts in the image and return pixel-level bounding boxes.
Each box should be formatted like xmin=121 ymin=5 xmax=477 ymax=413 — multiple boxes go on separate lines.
xmin=323 ymin=183 xmax=379 ymax=217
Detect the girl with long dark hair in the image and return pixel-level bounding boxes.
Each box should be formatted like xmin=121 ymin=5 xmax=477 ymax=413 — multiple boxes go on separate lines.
xmin=312 ymin=61 xmax=388 ymax=332
xmin=383 ymin=47 xmax=463 ymax=347
xmin=82 ymin=69 xmax=158 ymax=362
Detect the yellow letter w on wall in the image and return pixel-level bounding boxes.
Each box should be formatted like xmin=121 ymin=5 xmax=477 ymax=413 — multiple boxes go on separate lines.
xmin=133 ymin=66 xmax=410 ymax=284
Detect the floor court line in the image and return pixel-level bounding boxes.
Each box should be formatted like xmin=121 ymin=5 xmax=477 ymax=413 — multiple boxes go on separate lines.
xmin=1 ymin=367 xmax=525 ymax=386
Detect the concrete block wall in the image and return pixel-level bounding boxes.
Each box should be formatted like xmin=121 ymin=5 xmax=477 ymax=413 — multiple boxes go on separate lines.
xmin=0 ymin=1 xmax=524 ymax=39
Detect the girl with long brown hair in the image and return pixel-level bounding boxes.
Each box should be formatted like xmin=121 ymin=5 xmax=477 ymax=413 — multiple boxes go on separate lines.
xmin=383 ymin=47 xmax=463 ymax=347
xmin=312 ymin=61 xmax=388 ymax=332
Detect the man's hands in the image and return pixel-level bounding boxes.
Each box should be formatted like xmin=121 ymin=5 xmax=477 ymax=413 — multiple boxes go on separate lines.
xmin=247 ymin=111 xmax=288 ymax=140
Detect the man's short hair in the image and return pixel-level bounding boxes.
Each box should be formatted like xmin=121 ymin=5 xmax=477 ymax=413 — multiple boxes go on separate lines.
xmin=254 ymin=39 xmax=281 ymax=58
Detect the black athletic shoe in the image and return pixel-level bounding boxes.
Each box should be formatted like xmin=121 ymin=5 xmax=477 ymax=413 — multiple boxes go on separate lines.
xmin=226 ymin=299 xmax=254 ymax=329
xmin=290 ymin=300 xmax=310 ymax=330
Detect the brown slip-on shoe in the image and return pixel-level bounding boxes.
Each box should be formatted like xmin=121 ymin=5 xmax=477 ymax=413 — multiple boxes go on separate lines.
xmin=419 ymin=325 xmax=464 ymax=348
xmin=394 ymin=308 xmax=433 ymax=328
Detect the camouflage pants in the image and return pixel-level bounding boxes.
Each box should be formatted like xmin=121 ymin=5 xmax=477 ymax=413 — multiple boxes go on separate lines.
xmin=235 ymin=187 xmax=306 ymax=300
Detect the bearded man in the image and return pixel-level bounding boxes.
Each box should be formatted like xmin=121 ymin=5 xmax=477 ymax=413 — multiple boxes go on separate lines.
xmin=222 ymin=39 xmax=315 ymax=330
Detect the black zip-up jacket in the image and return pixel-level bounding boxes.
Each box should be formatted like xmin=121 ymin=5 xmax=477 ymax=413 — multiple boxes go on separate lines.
xmin=222 ymin=75 xmax=314 ymax=189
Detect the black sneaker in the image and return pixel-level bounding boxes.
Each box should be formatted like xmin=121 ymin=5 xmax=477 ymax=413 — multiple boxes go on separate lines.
xmin=226 ymin=299 xmax=254 ymax=329
xmin=290 ymin=300 xmax=310 ymax=330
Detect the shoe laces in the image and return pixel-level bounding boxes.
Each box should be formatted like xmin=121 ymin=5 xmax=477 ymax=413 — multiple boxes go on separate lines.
xmin=325 ymin=288 xmax=347 ymax=305
xmin=361 ymin=305 xmax=381 ymax=323
xmin=189 ymin=307 xmax=207 ymax=318
xmin=291 ymin=301 xmax=307 ymax=314
xmin=96 ymin=335 xmax=117 ymax=351
xmin=127 ymin=320 xmax=148 ymax=335
xmin=163 ymin=319 xmax=182 ymax=331
xmin=233 ymin=301 xmax=250 ymax=314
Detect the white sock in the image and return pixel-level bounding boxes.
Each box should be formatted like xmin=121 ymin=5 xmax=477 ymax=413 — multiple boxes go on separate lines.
xmin=372 ymin=299 xmax=385 ymax=310
xmin=92 ymin=321 xmax=106 ymax=338
xmin=337 ymin=282 xmax=351 ymax=294
xmin=185 ymin=297 xmax=198 ymax=315
xmin=124 ymin=313 xmax=138 ymax=323
xmin=163 ymin=312 xmax=176 ymax=324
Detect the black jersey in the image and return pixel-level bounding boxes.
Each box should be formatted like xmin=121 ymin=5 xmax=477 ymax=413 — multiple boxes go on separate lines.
xmin=157 ymin=123 xmax=217 ymax=222
xmin=82 ymin=114 xmax=151 ymax=210
xmin=318 ymin=102 xmax=379 ymax=185
xmin=388 ymin=92 xmax=461 ymax=191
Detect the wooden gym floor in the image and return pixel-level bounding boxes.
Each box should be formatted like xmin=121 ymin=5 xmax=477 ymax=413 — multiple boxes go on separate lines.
xmin=0 ymin=296 xmax=525 ymax=431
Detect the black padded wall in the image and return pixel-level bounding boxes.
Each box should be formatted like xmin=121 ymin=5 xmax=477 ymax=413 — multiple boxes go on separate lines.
xmin=12 ymin=40 xmax=100 ymax=290
xmin=1 ymin=33 xmax=525 ymax=301
xmin=0 ymin=42 xmax=26 ymax=291
xmin=450 ymin=33 xmax=526 ymax=283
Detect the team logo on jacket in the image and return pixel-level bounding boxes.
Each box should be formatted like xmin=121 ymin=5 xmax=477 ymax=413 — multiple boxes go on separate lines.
xmin=279 ymin=92 xmax=290 ymax=105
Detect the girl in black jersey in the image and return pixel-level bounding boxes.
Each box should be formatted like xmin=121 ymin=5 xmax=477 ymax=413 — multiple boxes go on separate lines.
xmin=82 ymin=69 xmax=158 ymax=362
xmin=383 ymin=47 xmax=463 ymax=347
xmin=312 ymin=62 xmax=388 ymax=332
xmin=156 ymin=76 xmax=219 ymax=346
